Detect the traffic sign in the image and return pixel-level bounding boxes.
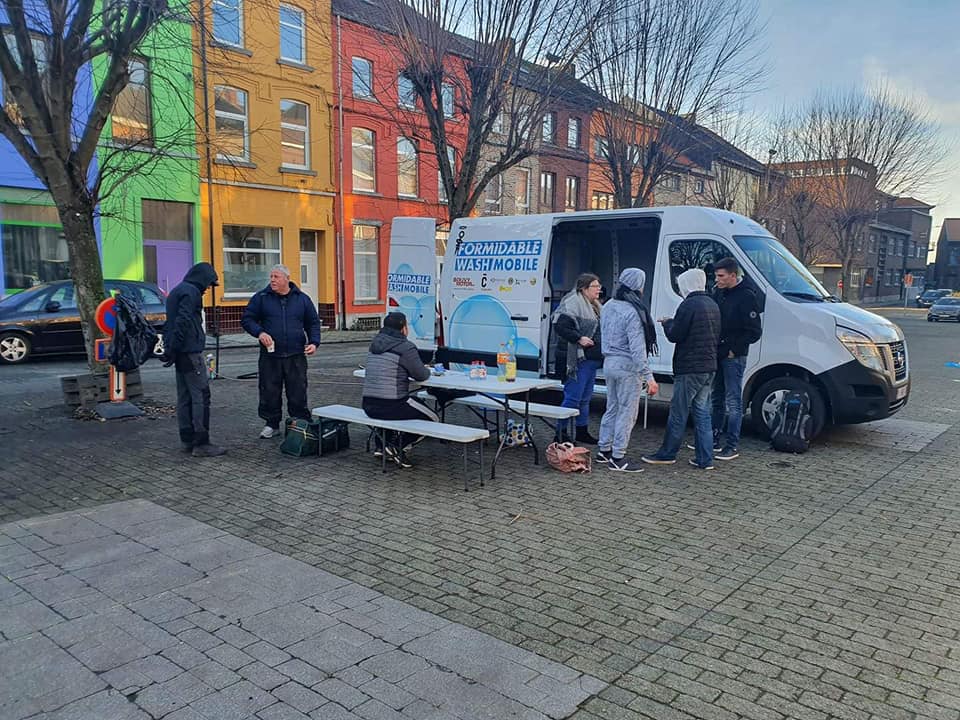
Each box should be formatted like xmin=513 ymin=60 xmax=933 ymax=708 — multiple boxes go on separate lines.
xmin=94 ymin=338 xmax=110 ymax=362
xmin=95 ymin=298 xmax=118 ymax=336
xmin=904 ymin=273 xmax=913 ymax=287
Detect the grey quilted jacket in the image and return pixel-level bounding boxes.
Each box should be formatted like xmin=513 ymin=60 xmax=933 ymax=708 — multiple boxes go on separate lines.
xmin=361 ymin=328 xmax=430 ymax=401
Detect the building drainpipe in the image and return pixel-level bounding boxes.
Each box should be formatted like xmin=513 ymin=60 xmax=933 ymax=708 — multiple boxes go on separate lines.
xmin=335 ymin=14 xmax=347 ymax=330
xmin=198 ymin=0 xmax=220 ymax=374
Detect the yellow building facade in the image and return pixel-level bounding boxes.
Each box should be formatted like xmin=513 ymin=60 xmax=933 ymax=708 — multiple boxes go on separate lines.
xmin=195 ymin=0 xmax=337 ymax=329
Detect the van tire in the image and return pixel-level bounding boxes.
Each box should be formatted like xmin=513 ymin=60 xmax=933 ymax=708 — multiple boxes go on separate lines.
xmin=750 ymin=377 xmax=826 ymax=440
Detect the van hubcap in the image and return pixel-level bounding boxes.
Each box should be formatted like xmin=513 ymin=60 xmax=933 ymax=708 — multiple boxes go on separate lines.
xmin=0 ymin=336 xmax=28 ymax=362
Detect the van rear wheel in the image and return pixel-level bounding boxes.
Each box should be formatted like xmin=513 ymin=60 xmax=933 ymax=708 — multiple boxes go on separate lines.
xmin=751 ymin=377 xmax=826 ymax=440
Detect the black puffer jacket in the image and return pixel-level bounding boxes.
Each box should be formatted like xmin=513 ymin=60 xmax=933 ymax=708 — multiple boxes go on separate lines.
xmin=241 ymin=283 xmax=322 ymax=358
xmin=164 ymin=262 xmax=218 ymax=355
xmin=715 ymin=280 xmax=763 ymax=358
xmin=663 ymin=291 xmax=721 ymax=375
xmin=554 ymin=313 xmax=602 ymax=380
xmin=361 ymin=328 xmax=430 ymax=401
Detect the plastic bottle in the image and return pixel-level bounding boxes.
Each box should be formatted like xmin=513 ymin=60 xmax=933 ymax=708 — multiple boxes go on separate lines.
xmin=497 ymin=343 xmax=508 ymax=381
xmin=505 ymin=340 xmax=517 ymax=382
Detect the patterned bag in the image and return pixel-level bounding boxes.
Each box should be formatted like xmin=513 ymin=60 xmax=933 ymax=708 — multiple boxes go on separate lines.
xmin=504 ymin=419 xmax=532 ymax=447
xmin=545 ymin=442 xmax=592 ymax=473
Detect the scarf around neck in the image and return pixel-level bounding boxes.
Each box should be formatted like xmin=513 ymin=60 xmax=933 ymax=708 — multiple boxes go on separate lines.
xmin=615 ymin=284 xmax=659 ymax=357
xmin=554 ymin=289 xmax=600 ymax=377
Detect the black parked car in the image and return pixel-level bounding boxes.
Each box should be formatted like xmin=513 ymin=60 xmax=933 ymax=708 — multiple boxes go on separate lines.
xmin=916 ymin=288 xmax=952 ymax=308
xmin=0 ymin=280 xmax=166 ymax=364
xmin=927 ymin=296 xmax=960 ymax=323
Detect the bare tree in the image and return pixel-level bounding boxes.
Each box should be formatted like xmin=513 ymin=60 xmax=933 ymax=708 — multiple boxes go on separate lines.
xmin=779 ymin=83 xmax=946 ymax=299
xmin=582 ymin=0 xmax=766 ymax=208
xmin=0 ymin=0 xmax=176 ymax=366
xmin=379 ymin=0 xmax=603 ymax=222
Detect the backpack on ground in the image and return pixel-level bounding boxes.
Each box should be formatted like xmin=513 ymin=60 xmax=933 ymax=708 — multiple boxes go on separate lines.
xmin=769 ymin=391 xmax=812 ymax=454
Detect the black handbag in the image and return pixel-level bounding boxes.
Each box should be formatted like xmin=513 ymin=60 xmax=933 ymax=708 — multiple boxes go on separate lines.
xmin=319 ymin=419 xmax=350 ymax=456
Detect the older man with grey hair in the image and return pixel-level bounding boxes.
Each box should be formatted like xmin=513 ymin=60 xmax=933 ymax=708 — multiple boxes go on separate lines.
xmin=241 ymin=264 xmax=322 ymax=438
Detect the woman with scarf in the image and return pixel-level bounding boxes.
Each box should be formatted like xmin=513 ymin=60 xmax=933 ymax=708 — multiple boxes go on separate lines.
xmin=553 ymin=273 xmax=603 ymax=443
xmin=595 ymin=268 xmax=660 ymax=473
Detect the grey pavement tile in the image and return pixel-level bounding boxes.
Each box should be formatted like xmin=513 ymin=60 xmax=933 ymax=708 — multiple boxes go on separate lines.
xmin=0 ymin=596 xmax=63 ymax=638
xmin=16 ymin=513 xmax=115 ymax=546
xmin=130 ymin=591 xmax=202 ymax=623
xmin=189 ymin=659 xmax=244 ymax=690
xmin=126 ymin=514 xmax=228 ymax=549
xmin=45 ymin=688 xmax=153 ymax=719
xmin=244 ymin=602 xmax=340 ymax=648
xmin=163 ymin=642 xmax=211 ymax=670
xmin=310 ymin=703 xmax=363 ymax=719
xmin=179 ymin=626 xmax=224 ymax=651
xmin=258 ymin=703 xmax=314 ymax=720
xmin=335 ymin=666 xmax=375 ymax=688
xmin=187 ymin=609 xmax=231 ymax=632
xmin=247 ymin=640 xmax=294 ymax=667
xmin=37 ymin=535 xmax=153 ymax=572
xmin=215 ymin=621 xmax=261 ymax=648
xmin=205 ymin=641 xmax=255 ymax=670
xmin=359 ymin=651 xmax=431 ymax=684
xmin=71 ymin=551 xmax=204 ymax=604
xmin=314 ymin=678 xmax=370 ymax=710
xmin=160 ymin=535 xmax=271 ymax=572
xmin=134 ymin=671 xmax=215 ymax=717
xmin=354 ymin=698 xmax=407 ymax=720
xmin=358 ymin=677 xmax=417 ymax=711
xmin=288 ymin=627 xmax=393 ymax=674
xmin=79 ymin=499 xmax=181 ymax=532
xmin=14 ymin=572 xmax=94 ymax=605
xmin=241 ymin=660 xmax=291 ymax=691
xmin=190 ymin=679 xmax=277 ymax=719
xmin=276 ymin=658 xmax=329 ymax=687
xmin=274 ymin=681 xmax=330 ymax=713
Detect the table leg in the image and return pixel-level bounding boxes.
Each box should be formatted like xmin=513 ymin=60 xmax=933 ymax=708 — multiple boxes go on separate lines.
xmin=479 ymin=440 xmax=485 ymax=488
xmin=463 ymin=445 xmax=468 ymax=492
xmin=524 ymin=391 xmax=539 ymax=465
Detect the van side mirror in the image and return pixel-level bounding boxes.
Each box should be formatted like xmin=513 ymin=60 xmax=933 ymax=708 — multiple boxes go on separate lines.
xmin=45 ymin=301 xmax=61 ymax=313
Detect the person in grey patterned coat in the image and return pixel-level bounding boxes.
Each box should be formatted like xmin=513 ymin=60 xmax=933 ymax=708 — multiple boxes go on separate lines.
xmin=361 ymin=312 xmax=437 ymax=467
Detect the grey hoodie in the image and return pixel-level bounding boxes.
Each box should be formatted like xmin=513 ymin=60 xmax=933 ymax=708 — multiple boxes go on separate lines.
xmin=361 ymin=328 xmax=430 ymax=401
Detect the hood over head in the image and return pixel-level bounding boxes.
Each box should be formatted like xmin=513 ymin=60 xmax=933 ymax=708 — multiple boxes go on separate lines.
xmin=677 ymin=268 xmax=706 ymax=298
xmin=183 ymin=262 xmax=219 ymax=290
xmin=618 ymin=267 xmax=646 ymax=293
xmin=369 ymin=326 xmax=408 ymax=355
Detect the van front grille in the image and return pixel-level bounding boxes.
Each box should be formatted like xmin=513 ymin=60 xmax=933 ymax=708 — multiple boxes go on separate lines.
xmin=888 ymin=341 xmax=907 ymax=381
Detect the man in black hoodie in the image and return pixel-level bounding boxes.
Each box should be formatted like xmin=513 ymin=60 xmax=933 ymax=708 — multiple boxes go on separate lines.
xmin=711 ymin=257 xmax=763 ymax=460
xmin=241 ymin=264 xmax=322 ymax=439
xmin=163 ymin=262 xmax=226 ymax=457
xmin=361 ymin=312 xmax=437 ymax=467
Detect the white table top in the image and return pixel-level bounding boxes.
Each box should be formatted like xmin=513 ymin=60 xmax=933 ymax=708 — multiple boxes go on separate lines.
xmin=352 ymin=368 xmax=555 ymax=395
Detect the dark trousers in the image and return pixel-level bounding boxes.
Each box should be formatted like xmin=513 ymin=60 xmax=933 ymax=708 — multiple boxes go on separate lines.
xmin=258 ymin=352 xmax=309 ymax=429
xmin=362 ymin=396 xmax=438 ymax=448
xmin=175 ymin=352 xmax=211 ymax=446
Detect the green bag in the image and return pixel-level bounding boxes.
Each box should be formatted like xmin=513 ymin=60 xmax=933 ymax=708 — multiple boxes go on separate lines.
xmin=280 ymin=418 xmax=319 ymax=457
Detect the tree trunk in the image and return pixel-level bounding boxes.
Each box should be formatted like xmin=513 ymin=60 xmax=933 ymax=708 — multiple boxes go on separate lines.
xmin=56 ymin=200 xmax=106 ymax=369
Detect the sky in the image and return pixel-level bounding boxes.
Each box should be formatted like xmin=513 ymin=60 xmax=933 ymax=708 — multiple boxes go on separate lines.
xmin=753 ymin=0 xmax=960 ymax=255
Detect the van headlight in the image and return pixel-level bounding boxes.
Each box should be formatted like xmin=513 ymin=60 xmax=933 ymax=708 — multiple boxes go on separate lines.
xmin=836 ymin=326 xmax=885 ymax=372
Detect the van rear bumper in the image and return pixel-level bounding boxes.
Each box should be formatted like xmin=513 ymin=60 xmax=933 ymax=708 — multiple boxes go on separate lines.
xmin=817 ymin=359 xmax=909 ymax=425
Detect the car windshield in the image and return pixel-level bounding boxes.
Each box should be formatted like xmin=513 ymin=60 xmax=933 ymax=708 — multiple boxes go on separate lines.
xmin=935 ymin=298 xmax=960 ymax=306
xmin=734 ymin=235 xmax=833 ymax=302
xmin=0 ymin=285 xmax=48 ymax=308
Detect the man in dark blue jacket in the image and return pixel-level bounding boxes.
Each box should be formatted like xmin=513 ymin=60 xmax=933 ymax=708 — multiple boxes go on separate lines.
xmin=241 ymin=264 xmax=322 ymax=438
xmin=163 ymin=262 xmax=226 ymax=457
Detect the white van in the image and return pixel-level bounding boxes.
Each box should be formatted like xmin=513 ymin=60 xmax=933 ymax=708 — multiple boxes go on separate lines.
xmin=387 ymin=207 xmax=909 ymax=436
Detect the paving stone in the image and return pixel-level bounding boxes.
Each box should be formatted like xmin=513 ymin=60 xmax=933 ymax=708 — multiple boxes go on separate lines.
xmin=134 ymin=670 xmax=213 ymax=717
xmin=315 ymin=678 xmax=370 ymax=710
xmin=277 ymin=658 xmax=329 ymax=687
xmin=45 ymin=689 xmax=153 ymax=719
xmin=310 ymin=703 xmax=363 ymax=719
xmin=358 ymin=677 xmax=417 ymax=710
xmin=241 ymin=660 xmax=291 ymax=691
xmin=359 ymin=651 xmax=430 ymax=683
xmin=258 ymin=703 xmax=314 ymax=720
xmin=189 ymin=659 xmax=243 ymax=690
xmin=247 ymin=640 xmax=294 ymax=667
xmin=216 ymin=622 xmax=261 ymax=648
xmin=190 ymin=679 xmax=277 ymax=719
xmin=274 ymin=681 xmax=329 ymax=713
xmin=244 ymin=602 xmax=339 ymax=648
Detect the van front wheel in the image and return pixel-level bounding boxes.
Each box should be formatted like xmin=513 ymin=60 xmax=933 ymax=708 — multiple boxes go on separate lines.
xmin=750 ymin=377 xmax=826 ymax=440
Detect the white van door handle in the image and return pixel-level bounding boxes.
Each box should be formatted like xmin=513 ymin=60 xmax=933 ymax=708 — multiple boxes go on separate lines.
xmin=510 ymin=315 xmax=528 ymax=321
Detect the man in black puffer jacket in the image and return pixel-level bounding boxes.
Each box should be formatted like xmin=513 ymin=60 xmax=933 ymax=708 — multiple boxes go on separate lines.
xmin=163 ymin=262 xmax=226 ymax=457
xmin=643 ymin=268 xmax=721 ymax=470
xmin=241 ymin=264 xmax=322 ymax=439
xmin=361 ymin=312 xmax=437 ymax=467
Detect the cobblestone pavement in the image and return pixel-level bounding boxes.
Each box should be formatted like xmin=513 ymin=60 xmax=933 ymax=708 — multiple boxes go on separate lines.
xmin=1 ymin=315 xmax=959 ymax=719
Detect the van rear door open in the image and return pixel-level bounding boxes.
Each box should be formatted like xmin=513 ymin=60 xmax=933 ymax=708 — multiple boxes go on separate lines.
xmin=387 ymin=217 xmax=437 ymax=352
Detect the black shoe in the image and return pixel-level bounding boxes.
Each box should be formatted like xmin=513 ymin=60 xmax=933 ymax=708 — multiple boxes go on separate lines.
xmin=384 ymin=445 xmax=413 ymax=468
xmin=687 ymin=442 xmax=722 ymax=452
xmin=180 ymin=442 xmax=193 ymax=453
xmin=688 ymin=459 xmax=714 ymax=470
xmin=715 ymin=448 xmax=739 ymax=461
xmin=575 ymin=427 xmax=598 ymax=445
xmin=402 ymin=436 xmax=426 ymax=453
xmin=608 ymin=456 xmax=644 ymax=473
xmin=595 ymin=449 xmax=611 ymax=464
xmin=192 ymin=444 xmax=227 ymax=457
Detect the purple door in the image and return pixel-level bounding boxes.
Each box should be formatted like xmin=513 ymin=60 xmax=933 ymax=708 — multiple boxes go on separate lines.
xmin=145 ymin=240 xmax=194 ymax=294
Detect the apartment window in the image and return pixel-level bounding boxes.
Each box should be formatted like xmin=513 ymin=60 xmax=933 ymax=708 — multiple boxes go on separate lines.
xmin=352 ymin=128 xmax=376 ymax=192
xmin=438 ymin=146 xmax=455 ymax=202
xmin=222 ymin=226 xmax=280 ymax=296
xmin=212 ymin=0 xmax=243 ymax=46
xmin=214 ymin=86 xmax=249 ymax=161
xmin=694 ymin=179 xmax=704 ymax=195
xmin=398 ymin=73 xmax=416 ymax=109
xmin=542 ymin=113 xmax=555 ymax=144
xmin=280 ymin=100 xmax=309 ymax=169
xmin=112 ymin=58 xmax=151 ymax=145
xmin=564 ymin=176 xmax=580 ymax=212
xmin=2 ymin=31 xmax=49 ymax=127
xmin=353 ymin=224 xmax=380 ymax=302
xmin=591 ymin=191 xmax=614 ymax=210
xmin=661 ymin=174 xmax=681 ymax=191
xmin=397 ymin=137 xmax=418 ymax=197
xmin=567 ymin=117 xmax=581 ymax=149
xmin=869 ymin=234 xmax=877 ymax=253
xmin=484 ymin=173 xmax=502 ymax=214
xmin=352 ymin=57 xmax=373 ymax=98
xmin=1 ymin=203 xmax=67 ymax=291
xmin=540 ymin=172 xmax=556 ymax=211
xmin=515 ymin=168 xmax=530 ymax=214
xmin=441 ymin=83 xmax=454 ymax=118
xmin=279 ymin=4 xmax=305 ymax=63
xmin=593 ymin=136 xmax=607 ymax=158
xmin=491 ymin=112 xmax=505 ymax=134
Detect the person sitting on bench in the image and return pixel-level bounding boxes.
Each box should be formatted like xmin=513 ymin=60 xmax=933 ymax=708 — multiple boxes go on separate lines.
xmin=361 ymin=312 xmax=438 ymax=467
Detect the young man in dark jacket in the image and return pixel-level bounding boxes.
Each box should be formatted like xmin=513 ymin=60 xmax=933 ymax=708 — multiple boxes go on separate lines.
xmin=241 ymin=264 xmax=322 ymax=438
xmin=362 ymin=312 xmax=437 ymax=467
xmin=643 ymin=268 xmax=721 ymax=470
xmin=711 ymin=257 xmax=763 ymax=460
xmin=163 ymin=262 xmax=226 ymax=457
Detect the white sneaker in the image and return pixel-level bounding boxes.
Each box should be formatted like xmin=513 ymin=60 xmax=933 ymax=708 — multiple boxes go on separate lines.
xmin=259 ymin=425 xmax=279 ymax=439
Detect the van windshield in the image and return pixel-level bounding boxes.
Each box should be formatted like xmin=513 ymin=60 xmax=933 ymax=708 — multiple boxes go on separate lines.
xmin=734 ymin=235 xmax=834 ymax=303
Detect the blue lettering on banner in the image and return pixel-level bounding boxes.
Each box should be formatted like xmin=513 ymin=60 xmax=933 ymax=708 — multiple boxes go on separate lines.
xmin=387 ymin=272 xmax=432 ymax=295
xmin=453 ymin=239 xmax=542 ymax=273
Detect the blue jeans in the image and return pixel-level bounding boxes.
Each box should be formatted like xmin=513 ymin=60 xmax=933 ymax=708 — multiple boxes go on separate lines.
xmin=562 ymin=359 xmax=600 ymax=428
xmin=655 ymin=372 xmax=715 ymax=466
xmin=712 ymin=355 xmax=747 ymax=451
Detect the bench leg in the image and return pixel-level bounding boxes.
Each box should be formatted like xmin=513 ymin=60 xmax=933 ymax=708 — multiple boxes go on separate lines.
xmin=463 ymin=446 xmax=468 ymax=492
xmin=479 ymin=439 xmax=485 ymax=488
xmin=379 ymin=428 xmax=388 ymax=473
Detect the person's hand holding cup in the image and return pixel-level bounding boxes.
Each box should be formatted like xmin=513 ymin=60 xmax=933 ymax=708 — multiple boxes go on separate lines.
xmin=259 ymin=332 xmax=275 ymax=353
